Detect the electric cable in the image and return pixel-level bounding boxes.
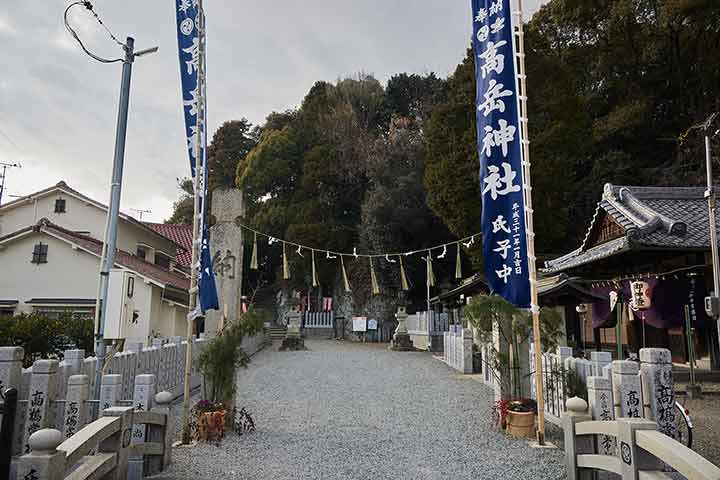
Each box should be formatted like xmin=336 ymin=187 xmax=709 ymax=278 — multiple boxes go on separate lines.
xmin=64 ymin=1 xmax=124 ymax=64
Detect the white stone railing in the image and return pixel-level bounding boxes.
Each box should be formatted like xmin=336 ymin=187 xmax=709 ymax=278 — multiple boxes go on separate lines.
xmin=15 ymin=391 xmax=174 ymax=480
xmin=563 ymin=396 xmax=720 ymax=480
xmin=0 ymin=338 xmax=208 ymax=458
xmin=442 ymin=329 xmax=473 ymax=374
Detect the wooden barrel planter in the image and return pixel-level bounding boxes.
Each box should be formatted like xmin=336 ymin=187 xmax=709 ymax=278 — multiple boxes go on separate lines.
xmin=506 ymin=410 xmax=535 ymax=438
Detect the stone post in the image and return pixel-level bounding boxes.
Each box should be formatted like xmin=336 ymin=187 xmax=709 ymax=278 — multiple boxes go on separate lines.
xmin=562 ymin=397 xmax=593 ymax=480
xmin=100 ymin=374 xmax=122 ymax=414
xmin=63 ymin=350 xmax=84 ymax=378
xmin=461 ymin=327 xmax=473 ymax=374
xmin=23 ymin=360 xmax=58 ymax=454
xmin=591 ymin=351 xmax=612 ymax=377
xmin=612 ymin=361 xmax=642 ymax=419
xmin=639 ymin=348 xmax=676 ymax=438
xmin=586 ymin=376 xmax=615 ymax=456
xmin=99 ymin=406 xmax=134 ymax=480
xmin=146 ymin=391 xmax=174 ymax=475
xmin=131 ymin=374 xmax=155 ymax=442
xmin=16 ymin=429 xmax=65 ymax=480
xmin=206 ymin=187 xmax=245 ymax=337
xmin=63 ymin=375 xmax=89 ymax=438
xmin=616 ymin=417 xmax=659 ymax=479
xmin=128 ymin=374 xmax=156 ymax=480
xmin=0 ymin=346 xmax=23 ymax=392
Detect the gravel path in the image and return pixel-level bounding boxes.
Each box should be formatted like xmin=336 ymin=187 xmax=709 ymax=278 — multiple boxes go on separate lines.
xmin=163 ymin=340 xmax=567 ymax=480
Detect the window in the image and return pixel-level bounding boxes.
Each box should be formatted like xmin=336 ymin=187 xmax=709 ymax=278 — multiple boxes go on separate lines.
xmin=155 ymin=252 xmax=171 ymax=269
xmin=136 ymin=246 xmax=147 ymax=260
xmin=31 ymin=242 xmax=48 ymax=264
xmin=54 ymin=198 xmax=66 ymax=213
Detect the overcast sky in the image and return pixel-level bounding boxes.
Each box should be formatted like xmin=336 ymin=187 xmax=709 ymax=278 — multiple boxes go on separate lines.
xmin=0 ymin=0 xmax=546 ymax=223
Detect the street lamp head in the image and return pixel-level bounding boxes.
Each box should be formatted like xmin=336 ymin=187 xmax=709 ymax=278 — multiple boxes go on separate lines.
xmin=134 ymin=46 xmax=159 ymax=58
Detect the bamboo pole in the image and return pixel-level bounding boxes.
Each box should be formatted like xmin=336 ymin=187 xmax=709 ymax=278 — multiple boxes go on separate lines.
xmin=513 ymin=0 xmax=546 ymax=444
xmin=181 ymin=0 xmax=206 ymax=445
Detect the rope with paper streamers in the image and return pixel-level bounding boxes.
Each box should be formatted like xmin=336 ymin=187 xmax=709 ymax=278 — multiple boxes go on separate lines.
xmin=241 ymin=222 xmax=480 ymax=294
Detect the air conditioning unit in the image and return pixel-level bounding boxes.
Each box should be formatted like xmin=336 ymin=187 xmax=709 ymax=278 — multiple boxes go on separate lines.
xmin=104 ymin=269 xmax=136 ymax=340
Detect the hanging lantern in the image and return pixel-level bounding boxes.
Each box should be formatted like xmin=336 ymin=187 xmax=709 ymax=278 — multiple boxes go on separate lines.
xmin=250 ymin=232 xmax=258 ymax=270
xmin=369 ymin=257 xmax=380 ymax=295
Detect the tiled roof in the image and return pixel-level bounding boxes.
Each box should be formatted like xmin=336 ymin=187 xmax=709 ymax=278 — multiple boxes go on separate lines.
xmin=544 ymin=184 xmax=719 ymax=273
xmin=143 ymin=222 xmax=193 ymax=267
xmin=0 ymin=181 xmax=184 ymax=251
xmin=37 ymin=220 xmax=189 ymax=291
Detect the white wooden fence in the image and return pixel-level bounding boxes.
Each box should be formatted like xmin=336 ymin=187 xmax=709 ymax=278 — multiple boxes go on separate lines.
xmin=302 ymin=311 xmax=334 ymax=329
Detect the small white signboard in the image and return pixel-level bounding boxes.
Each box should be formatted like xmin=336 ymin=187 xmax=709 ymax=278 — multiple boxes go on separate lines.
xmin=352 ymin=317 xmax=367 ymax=332
xmin=367 ymin=319 xmax=378 ymax=330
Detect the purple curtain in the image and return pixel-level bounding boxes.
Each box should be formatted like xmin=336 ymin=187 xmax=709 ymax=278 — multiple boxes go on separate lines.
xmin=591 ymin=276 xmax=706 ymax=329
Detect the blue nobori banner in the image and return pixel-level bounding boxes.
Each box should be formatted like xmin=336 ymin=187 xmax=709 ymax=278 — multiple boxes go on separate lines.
xmin=175 ymin=0 xmax=218 ymax=313
xmin=471 ymin=0 xmax=530 ymax=308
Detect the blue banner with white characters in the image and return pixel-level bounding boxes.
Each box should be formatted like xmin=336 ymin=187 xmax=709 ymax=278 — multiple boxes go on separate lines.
xmin=176 ymin=0 xmax=218 ymax=313
xmin=471 ymin=0 xmax=531 ymax=308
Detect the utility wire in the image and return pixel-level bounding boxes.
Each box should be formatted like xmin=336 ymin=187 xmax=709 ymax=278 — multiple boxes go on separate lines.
xmin=64 ymin=1 xmax=124 ymax=64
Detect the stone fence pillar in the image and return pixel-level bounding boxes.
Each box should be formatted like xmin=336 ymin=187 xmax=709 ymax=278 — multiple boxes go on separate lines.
xmin=23 ymin=360 xmax=59 ymax=454
xmin=63 ymin=375 xmax=89 ymax=438
xmin=639 ymin=348 xmax=676 ymax=438
xmin=147 ymin=391 xmax=174 ymax=475
xmin=587 ymin=376 xmax=615 ymax=456
xmin=17 ymin=429 xmax=65 ymax=480
xmin=611 ymin=360 xmax=642 ymax=419
xmin=562 ymin=397 xmax=593 ymax=480
xmin=591 ymin=351 xmax=612 ymax=377
xmin=0 ymin=346 xmax=23 ymax=391
xmin=100 ymin=406 xmax=134 ymax=480
xmin=100 ymin=374 xmax=122 ymax=414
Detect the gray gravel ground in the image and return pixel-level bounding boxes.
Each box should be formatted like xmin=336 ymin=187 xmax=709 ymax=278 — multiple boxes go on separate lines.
xmin=162 ymin=339 xmax=567 ymax=480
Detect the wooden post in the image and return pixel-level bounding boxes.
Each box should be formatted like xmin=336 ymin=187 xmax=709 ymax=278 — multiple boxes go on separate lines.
xmin=562 ymin=397 xmax=593 ymax=480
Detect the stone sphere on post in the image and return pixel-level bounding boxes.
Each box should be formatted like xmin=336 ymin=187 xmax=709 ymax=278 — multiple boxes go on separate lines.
xmin=28 ymin=429 xmax=63 ymax=453
xmin=566 ymin=396 xmax=588 ymax=413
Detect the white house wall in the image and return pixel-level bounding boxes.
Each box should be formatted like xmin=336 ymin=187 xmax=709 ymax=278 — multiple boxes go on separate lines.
xmin=0 ymin=191 xmax=178 ymax=258
xmin=0 ymin=232 xmax=99 ymax=313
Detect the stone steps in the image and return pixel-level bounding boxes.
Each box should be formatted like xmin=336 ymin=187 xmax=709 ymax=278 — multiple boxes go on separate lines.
xmin=266 ymin=327 xmax=287 ymax=340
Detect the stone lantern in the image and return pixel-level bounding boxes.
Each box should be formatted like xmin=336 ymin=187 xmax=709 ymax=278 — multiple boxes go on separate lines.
xmin=280 ymin=302 xmax=305 ymax=351
xmin=391 ymin=291 xmax=414 ymax=351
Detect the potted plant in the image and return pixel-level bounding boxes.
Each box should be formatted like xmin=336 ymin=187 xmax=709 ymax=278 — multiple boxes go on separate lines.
xmin=465 ymin=294 xmax=562 ymax=439
xmin=195 ymin=309 xmax=264 ymax=442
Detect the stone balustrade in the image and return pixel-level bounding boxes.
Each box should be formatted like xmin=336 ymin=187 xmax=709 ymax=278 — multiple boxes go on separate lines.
xmin=563 ymin=396 xmax=720 ymax=480
xmin=442 ymin=329 xmax=473 ymax=374
xmin=16 ymin=391 xmax=173 ymax=480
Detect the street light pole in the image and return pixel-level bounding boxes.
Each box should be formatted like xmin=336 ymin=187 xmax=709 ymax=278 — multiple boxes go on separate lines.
xmin=703 ymin=115 xmax=720 ymax=348
xmin=93 ymin=37 xmax=158 ymax=405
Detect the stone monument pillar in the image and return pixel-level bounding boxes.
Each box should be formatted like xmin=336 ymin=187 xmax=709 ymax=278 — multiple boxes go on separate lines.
xmin=391 ymin=306 xmax=414 ymax=351
xmin=206 ymin=187 xmax=245 ymax=337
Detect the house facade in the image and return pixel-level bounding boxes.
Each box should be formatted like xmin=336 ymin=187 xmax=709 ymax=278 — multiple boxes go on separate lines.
xmin=0 ymin=182 xmax=192 ymax=346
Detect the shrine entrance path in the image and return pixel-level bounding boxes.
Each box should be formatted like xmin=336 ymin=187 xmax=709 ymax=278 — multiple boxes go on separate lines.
xmin=164 ymin=339 xmax=566 ymax=480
